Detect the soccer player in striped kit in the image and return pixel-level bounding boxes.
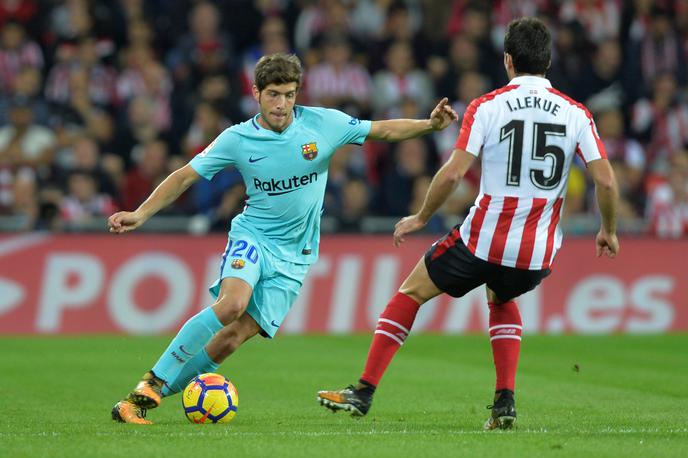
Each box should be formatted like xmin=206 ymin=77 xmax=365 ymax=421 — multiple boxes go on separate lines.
xmin=317 ymin=17 xmax=620 ymax=430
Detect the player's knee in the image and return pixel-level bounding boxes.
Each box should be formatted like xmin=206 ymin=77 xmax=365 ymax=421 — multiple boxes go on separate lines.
xmin=212 ymin=298 xmax=248 ymax=325
xmin=399 ymin=280 xmax=436 ymax=304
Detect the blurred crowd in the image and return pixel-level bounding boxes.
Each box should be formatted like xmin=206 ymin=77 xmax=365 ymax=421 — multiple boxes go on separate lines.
xmin=0 ymin=0 xmax=687 ymax=237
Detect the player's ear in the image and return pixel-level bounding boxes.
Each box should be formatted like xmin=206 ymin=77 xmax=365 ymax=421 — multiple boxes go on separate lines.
xmin=252 ymin=85 xmax=260 ymax=102
xmin=503 ymin=53 xmax=512 ymax=70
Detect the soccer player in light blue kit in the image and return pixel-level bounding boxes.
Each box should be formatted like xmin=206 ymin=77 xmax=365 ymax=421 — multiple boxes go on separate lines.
xmin=108 ymin=53 xmax=457 ymax=424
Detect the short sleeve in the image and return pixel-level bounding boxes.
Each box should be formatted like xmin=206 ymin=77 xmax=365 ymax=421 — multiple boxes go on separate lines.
xmin=322 ymin=108 xmax=372 ymax=147
xmin=576 ymin=113 xmax=607 ymax=165
xmin=455 ymin=98 xmax=485 ymax=156
xmin=189 ymin=128 xmax=240 ymax=180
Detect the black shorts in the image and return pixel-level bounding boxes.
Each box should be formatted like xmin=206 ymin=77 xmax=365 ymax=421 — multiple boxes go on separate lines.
xmin=424 ymin=227 xmax=551 ymax=301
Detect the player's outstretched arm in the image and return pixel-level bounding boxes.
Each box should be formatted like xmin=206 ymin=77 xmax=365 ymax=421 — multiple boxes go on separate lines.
xmin=393 ymin=149 xmax=475 ymax=247
xmin=108 ymin=164 xmax=201 ymax=234
xmin=367 ymin=97 xmax=458 ymax=142
xmin=588 ymin=158 xmax=620 ymax=258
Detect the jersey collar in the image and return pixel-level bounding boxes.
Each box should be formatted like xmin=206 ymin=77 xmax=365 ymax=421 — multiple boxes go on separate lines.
xmin=509 ymin=75 xmax=552 ymax=87
xmin=251 ymin=107 xmax=300 ymax=135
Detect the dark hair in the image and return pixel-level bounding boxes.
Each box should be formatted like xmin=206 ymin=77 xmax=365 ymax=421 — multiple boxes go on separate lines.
xmin=254 ymin=53 xmax=302 ymax=91
xmin=504 ymin=17 xmax=551 ymax=75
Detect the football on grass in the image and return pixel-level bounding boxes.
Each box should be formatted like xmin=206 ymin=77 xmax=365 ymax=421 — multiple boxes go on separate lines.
xmin=182 ymin=373 xmax=238 ymax=424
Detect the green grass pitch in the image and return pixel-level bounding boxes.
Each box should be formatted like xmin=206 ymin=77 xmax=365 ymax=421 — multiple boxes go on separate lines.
xmin=1 ymin=334 xmax=687 ymax=457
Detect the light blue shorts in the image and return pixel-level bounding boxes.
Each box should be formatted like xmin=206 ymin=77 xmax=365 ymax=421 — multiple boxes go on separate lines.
xmin=209 ymin=227 xmax=310 ymax=338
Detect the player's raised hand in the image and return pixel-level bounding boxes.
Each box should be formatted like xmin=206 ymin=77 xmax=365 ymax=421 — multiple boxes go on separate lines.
xmin=393 ymin=214 xmax=426 ymax=247
xmin=429 ymin=97 xmax=458 ymax=131
xmin=108 ymin=211 xmax=145 ymax=234
xmin=595 ymin=229 xmax=619 ymax=258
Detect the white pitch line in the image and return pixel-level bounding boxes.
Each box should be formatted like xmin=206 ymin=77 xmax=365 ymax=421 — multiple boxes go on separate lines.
xmin=1 ymin=428 xmax=687 ymax=438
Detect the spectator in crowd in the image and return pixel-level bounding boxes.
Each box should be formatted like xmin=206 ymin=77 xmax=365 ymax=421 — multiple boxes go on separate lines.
xmin=597 ymin=109 xmax=646 ymax=215
xmin=366 ymin=1 xmax=427 ymax=73
xmin=112 ymin=95 xmax=164 ymax=168
xmin=0 ymin=20 xmax=43 ymax=94
xmin=0 ymin=96 xmax=56 ymax=171
xmin=306 ymin=33 xmax=371 ymax=115
xmin=559 ymin=0 xmax=620 ymax=44
xmin=547 ymin=20 xmax=588 ymax=99
xmin=647 ymin=151 xmax=688 ymax=238
xmin=578 ymin=38 xmax=624 ymax=111
xmin=295 ymin=0 xmax=355 ymax=58
xmin=54 ymin=134 xmax=119 ymax=201
xmin=371 ymin=40 xmax=434 ymax=118
xmin=121 ymin=140 xmax=169 ymax=211
xmin=434 ymin=71 xmax=489 ymax=160
xmin=60 ymin=169 xmax=117 ymax=224
xmin=196 ymin=72 xmax=244 ymax=125
xmin=377 ymin=138 xmax=433 ymax=216
xmin=166 ymin=1 xmax=234 ymax=86
xmin=8 ymin=167 xmax=38 ymax=229
xmin=632 ymin=72 xmax=688 ymax=171
xmin=182 ymin=102 xmax=229 ymax=159
xmin=0 ymin=66 xmax=50 ymax=126
xmin=336 ymin=178 xmax=370 ymax=232
xmin=433 ymin=34 xmax=482 ymax=99
xmin=0 ymin=0 xmax=40 ymax=34
xmin=117 ymin=53 xmax=172 ymax=132
xmin=45 ymin=35 xmax=118 ymax=110
xmin=49 ymin=0 xmax=94 ymax=42
xmin=624 ymin=6 xmax=686 ymax=102
xmin=448 ymin=4 xmax=502 ymax=84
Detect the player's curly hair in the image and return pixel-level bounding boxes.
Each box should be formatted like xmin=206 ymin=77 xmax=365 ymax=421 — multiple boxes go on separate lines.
xmin=254 ymin=53 xmax=302 ymax=91
xmin=504 ymin=17 xmax=551 ymax=75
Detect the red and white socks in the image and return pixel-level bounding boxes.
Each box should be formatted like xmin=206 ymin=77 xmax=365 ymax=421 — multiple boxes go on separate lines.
xmin=360 ymin=292 xmax=420 ymax=387
xmin=488 ymin=300 xmax=522 ymax=392
xmin=358 ymin=293 xmax=522 ymax=394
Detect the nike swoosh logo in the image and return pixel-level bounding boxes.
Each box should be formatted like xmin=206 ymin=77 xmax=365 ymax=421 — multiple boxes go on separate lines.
xmin=271 ymin=320 xmax=280 ymax=327
xmin=194 ymin=401 xmax=216 ymax=423
xmin=179 ymin=345 xmax=194 ymax=357
xmin=249 ymin=156 xmax=267 ymax=163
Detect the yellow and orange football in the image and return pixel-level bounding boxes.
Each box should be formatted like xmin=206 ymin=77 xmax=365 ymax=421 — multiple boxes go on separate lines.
xmin=182 ymin=373 xmax=238 ymax=424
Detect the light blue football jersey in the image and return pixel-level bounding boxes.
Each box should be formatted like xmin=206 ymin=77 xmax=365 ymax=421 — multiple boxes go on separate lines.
xmin=190 ymin=105 xmax=372 ymax=264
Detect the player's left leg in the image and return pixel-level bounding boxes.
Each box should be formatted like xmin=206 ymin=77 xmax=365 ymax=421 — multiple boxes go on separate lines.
xmin=162 ymin=313 xmax=262 ymax=397
xmin=483 ymin=267 xmax=550 ymax=430
xmin=317 ymin=257 xmax=442 ymax=416
xmin=483 ymin=286 xmax=521 ymax=430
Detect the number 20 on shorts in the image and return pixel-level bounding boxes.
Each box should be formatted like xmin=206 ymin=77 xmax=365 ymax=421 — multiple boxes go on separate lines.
xmin=227 ymin=239 xmax=259 ymax=264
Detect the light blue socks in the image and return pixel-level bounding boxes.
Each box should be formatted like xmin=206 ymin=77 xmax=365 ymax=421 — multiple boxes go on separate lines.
xmin=151 ymin=307 xmax=223 ymax=384
xmin=161 ymin=348 xmax=220 ymax=396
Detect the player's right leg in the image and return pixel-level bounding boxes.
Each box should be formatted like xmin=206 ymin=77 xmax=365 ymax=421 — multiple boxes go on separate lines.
xmin=112 ymin=232 xmax=262 ymax=423
xmin=112 ymin=278 xmax=252 ymax=423
xmin=317 ymin=257 xmax=442 ymax=416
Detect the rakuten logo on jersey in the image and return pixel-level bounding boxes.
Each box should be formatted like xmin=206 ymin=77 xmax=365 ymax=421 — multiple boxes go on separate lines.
xmin=253 ymin=172 xmax=318 ymax=196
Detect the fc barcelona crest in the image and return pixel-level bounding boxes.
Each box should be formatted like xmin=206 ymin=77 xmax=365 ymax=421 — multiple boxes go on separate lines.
xmin=301 ymin=142 xmax=318 ymax=161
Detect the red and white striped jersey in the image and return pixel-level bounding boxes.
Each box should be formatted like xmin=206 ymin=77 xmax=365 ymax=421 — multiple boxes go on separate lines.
xmin=454 ymin=75 xmax=607 ymax=270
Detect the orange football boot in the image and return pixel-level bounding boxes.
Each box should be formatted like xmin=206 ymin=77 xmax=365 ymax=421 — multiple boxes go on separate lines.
xmin=126 ymin=371 xmax=163 ymax=409
xmin=317 ymin=385 xmax=372 ymax=417
xmin=111 ymin=400 xmax=152 ymax=425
